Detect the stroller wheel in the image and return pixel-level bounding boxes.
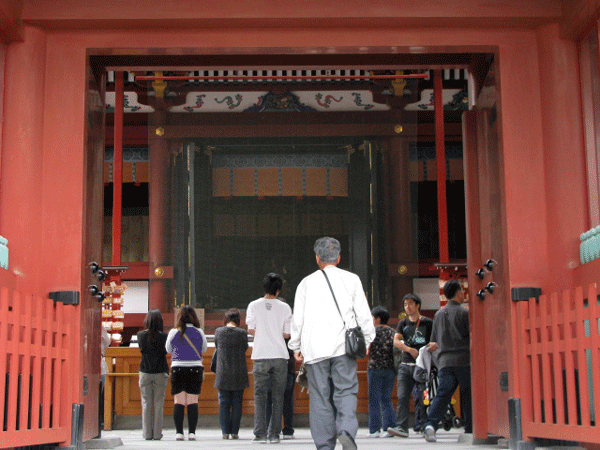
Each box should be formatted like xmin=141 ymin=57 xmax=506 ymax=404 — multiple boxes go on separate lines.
xmin=453 ymin=416 xmax=463 ymax=428
xmin=443 ymin=420 xmax=452 ymax=431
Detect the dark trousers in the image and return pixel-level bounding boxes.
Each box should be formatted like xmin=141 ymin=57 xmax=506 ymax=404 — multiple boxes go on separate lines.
xmin=424 ymin=366 xmax=472 ymax=433
xmin=266 ymin=372 xmax=295 ymax=436
xmin=396 ymin=364 xmax=425 ymax=431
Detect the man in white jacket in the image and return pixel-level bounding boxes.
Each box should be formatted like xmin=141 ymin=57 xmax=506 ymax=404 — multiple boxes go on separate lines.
xmin=289 ymin=237 xmax=375 ymax=450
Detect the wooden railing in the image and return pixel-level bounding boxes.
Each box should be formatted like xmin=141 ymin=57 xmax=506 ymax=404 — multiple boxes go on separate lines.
xmin=0 ymin=284 xmax=75 ymax=449
xmin=514 ymin=282 xmax=600 ymax=444
xmin=103 ymin=347 xmax=388 ymax=430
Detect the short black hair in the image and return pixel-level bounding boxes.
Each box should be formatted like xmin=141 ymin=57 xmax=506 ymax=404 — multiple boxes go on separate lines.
xmin=224 ymin=308 xmax=241 ymax=326
xmin=402 ymin=293 xmax=422 ymax=309
xmin=263 ymin=273 xmax=283 ymax=296
xmin=443 ymin=279 xmax=462 ymax=300
xmin=371 ymin=306 xmax=390 ymax=324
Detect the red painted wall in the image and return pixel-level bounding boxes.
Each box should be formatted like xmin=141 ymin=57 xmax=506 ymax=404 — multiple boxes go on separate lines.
xmin=536 ymin=23 xmax=588 ymax=291
xmin=0 ymin=3 xmax=591 ymax=441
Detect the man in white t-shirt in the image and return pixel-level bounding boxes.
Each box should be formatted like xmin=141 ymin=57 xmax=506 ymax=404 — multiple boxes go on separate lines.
xmin=246 ymin=273 xmax=292 ymax=444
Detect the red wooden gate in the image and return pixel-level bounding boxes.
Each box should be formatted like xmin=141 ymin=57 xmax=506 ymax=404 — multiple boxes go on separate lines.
xmin=514 ymin=283 xmax=600 ymax=444
xmin=0 ymin=284 xmax=75 ymax=449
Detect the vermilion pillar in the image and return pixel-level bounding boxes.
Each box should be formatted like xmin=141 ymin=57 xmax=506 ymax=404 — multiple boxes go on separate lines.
xmin=387 ymin=136 xmax=414 ymax=311
xmin=148 ymin=97 xmax=170 ymax=312
xmin=112 ymin=71 xmax=124 ymax=265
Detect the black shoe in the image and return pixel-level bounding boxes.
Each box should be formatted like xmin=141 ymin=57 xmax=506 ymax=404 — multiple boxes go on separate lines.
xmin=337 ymin=431 xmax=357 ymax=450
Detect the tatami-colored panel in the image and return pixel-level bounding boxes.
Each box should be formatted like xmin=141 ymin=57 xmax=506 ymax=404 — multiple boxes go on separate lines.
xmin=233 ymin=168 xmax=255 ymax=196
xmin=280 ymin=168 xmax=303 ymax=196
xmin=122 ymin=163 xmax=133 ymax=183
xmin=213 ymin=168 xmax=231 ymax=197
xmin=305 ymin=168 xmax=327 ymax=196
xmin=329 ymin=168 xmax=348 ymax=197
xmin=257 ymin=168 xmax=279 ymax=196
xmin=135 ymin=162 xmax=149 ymax=183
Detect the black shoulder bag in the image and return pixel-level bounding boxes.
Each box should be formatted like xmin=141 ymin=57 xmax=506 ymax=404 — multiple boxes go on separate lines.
xmin=321 ymin=269 xmax=367 ymax=360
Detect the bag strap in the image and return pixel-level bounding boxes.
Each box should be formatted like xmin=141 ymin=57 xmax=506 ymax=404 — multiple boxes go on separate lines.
xmin=182 ymin=331 xmax=202 ymax=360
xmin=321 ymin=269 xmax=359 ymax=328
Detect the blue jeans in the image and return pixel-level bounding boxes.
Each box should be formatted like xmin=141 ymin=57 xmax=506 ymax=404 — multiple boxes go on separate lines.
xmin=424 ymin=366 xmax=472 ymax=433
xmin=266 ymin=372 xmax=295 ymax=435
xmin=367 ymin=368 xmax=396 ymax=433
xmin=218 ymin=389 xmax=244 ymax=435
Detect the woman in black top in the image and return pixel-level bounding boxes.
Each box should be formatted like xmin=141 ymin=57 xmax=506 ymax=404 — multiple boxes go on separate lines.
xmin=137 ymin=309 xmax=169 ymax=440
xmin=213 ymin=308 xmax=249 ymax=439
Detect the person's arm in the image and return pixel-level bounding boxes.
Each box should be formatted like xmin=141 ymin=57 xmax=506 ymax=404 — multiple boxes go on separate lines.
xmin=394 ymin=330 xmax=418 ymax=359
xmin=165 ymin=329 xmax=176 ymax=353
xmin=282 ymin=304 xmax=292 ymax=339
xmin=242 ymin=330 xmax=249 ymax=350
xmin=288 ymin=280 xmax=305 ymax=354
xmin=199 ymin=328 xmax=208 ymax=352
xmin=102 ymin=327 xmax=111 ymax=351
xmin=428 ymin=313 xmax=438 ymax=352
xmin=246 ymin=302 xmax=256 ymax=336
xmin=136 ymin=331 xmax=145 ymax=352
xmin=462 ymin=309 xmax=470 ymax=338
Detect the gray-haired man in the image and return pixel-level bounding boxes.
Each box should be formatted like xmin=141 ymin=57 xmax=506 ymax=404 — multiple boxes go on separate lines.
xmin=289 ymin=237 xmax=375 ymax=450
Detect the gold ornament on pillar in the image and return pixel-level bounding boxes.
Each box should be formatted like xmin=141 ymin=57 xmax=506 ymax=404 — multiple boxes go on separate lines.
xmin=394 ymin=124 xmax=403 ymax=134
xmin=398 ymin=264 xmax=408 ymax=275
xmin=154 ymin=267 xmax=165 ymax=277
xmin=152 ymin=72 xmax=168 ymax=98
xmin=155 ymin=127 xmax=164 ymax=136
xmin=391 ymin=71 xmax=407 ymax=96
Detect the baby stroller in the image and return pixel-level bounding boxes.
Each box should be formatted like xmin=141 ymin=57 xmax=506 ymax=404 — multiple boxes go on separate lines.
xmin=423 ymin=365 xmax=463 ymax=431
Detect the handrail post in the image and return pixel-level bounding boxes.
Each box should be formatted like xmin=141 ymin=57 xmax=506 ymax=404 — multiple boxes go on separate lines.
xmin=104 ymin=361 xmax=114 ymax=431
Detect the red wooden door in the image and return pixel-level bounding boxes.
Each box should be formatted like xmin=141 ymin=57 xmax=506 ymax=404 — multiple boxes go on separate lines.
xmin=463 ymin=60 xmax=511 ymax=439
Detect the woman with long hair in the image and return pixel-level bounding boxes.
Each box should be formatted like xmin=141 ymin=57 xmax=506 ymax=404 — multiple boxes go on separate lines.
xmin=213 ymin=308 xmax=249 ymax=439
xmin=166 ymin=305 xmax=207 ymax=441
xmin=137 ymin=309 xmax=169 ymax=440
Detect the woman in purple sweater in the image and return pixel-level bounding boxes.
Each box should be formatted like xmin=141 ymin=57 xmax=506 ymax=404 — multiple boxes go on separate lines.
xmin=166 ymin=305 xmax=208 ymax=441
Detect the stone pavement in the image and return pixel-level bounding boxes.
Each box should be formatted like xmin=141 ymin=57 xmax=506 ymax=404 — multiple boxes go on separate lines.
xmin=88 ymin=427 xmax=507 ymax=450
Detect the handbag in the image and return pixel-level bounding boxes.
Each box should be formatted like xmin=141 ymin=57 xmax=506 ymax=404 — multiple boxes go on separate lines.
xmin=321 ymin=270 xmax=367 ymax=360
xmin=295 ymin=363 xmax=309 ymax=391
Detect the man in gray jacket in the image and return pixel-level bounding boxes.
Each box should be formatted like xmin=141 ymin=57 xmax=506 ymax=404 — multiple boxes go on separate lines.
xmin=422 ymin=279 xmax=472 ymax=443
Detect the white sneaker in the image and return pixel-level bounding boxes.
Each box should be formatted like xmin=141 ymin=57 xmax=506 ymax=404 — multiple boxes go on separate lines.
xmin=380 ymin=431 xmax=394 ymax=438
xmin=367 ymin=431 xmax=381 ymax=438
xmin=175 ymin=433 xmax=184 ymax=441
xmin=424 ymin=425 xmax=437 ymax=443
xmin=188 ymin=433 xmax=195 ymax=441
